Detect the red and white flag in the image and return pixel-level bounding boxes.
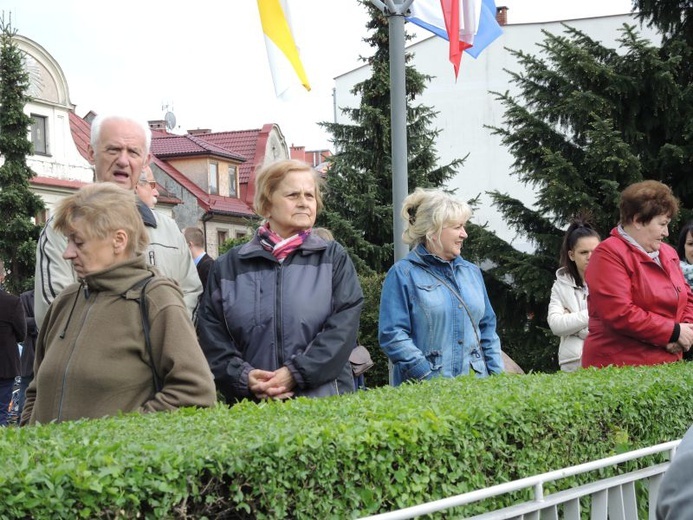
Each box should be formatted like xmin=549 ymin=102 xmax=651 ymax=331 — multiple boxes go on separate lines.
xmin=408 ymin=0 xmax=503 ymax=77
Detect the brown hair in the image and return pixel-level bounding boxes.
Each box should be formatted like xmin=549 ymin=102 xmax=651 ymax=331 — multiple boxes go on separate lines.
xmin=253 ymin=159 xmax=323 ymax=218
xmin=53 ymin=183 xmax=149 ymax=256
xmin=183 ymin=227 xmax=205 ymax=248
xmin=619 ymin=180 xmax=679 ymax=225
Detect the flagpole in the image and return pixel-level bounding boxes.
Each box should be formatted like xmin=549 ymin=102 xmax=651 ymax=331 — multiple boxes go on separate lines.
xmin=372 ymin=0 xmax=413 ymax=387
xmin=372 ymin=0 xmax=414 ymax=264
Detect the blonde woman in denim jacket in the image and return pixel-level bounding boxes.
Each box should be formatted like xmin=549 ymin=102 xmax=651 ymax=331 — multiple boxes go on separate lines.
xmin=378 ymin=188 xmax=503 ymax=386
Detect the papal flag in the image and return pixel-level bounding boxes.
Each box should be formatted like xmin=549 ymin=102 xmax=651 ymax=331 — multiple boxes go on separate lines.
xmin=257 ymin=0 xmax=311 ymax=97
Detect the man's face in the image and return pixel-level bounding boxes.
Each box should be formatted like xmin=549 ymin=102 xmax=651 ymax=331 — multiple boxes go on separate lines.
xmin=88 ymin=119 xmax=150 ymax=190
xmin=136 ymin=167 xmax=159 ymax=209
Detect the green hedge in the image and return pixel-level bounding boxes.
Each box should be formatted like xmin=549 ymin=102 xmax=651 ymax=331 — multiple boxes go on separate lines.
xmin=2 ymin=364 xmax=692 ymax=519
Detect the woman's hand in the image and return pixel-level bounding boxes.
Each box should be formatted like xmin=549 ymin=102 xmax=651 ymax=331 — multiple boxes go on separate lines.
xmin=248 ymin=368 xmax=296 ymax=400
xmin=676 ymin=323 xmax=693 ymax=352
xmin=666 ymin=342 xmax=683 ymax=355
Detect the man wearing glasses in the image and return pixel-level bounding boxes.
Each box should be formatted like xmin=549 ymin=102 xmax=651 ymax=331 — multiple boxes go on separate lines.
xmin=136 ymin=166 xmax=160 ymax=209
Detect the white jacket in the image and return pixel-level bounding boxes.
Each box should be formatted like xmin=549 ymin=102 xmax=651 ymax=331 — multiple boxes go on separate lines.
xmin=547 ymin=267 xmax=588 ymax=370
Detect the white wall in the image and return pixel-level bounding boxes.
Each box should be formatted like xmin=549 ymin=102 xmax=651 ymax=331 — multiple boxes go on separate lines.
xmin=334 ymin=14 xmax=659 ymax=251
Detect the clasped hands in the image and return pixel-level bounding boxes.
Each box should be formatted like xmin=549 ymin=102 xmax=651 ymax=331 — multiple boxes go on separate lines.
xmin=666 ymin=323 xmax=693 ymax=354
xmin=248 ymin=367 xmax=296 ymax=400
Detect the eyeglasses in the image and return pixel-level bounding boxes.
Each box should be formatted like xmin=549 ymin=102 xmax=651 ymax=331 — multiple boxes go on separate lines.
xmin=139 ymin=180 xmax=157 ymax=189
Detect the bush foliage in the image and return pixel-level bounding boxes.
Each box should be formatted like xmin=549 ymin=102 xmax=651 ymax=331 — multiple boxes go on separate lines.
xmin=2 ymin=364 xmax=692 ymax=518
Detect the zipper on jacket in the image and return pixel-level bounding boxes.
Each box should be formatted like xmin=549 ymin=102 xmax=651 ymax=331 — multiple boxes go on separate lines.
xmin=57 ymin=290 xmax=97 ymax=421
xmin=274 ymin=263 xmax=284 ymax=367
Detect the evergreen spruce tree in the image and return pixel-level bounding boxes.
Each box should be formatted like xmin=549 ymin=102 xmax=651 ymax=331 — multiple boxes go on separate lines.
xmin=462 ymin=21 xmax=693 ymax=372
xmin=0 ymin=16 xmax=45 ymax=294
xmin=633 ymin=0 xmax=693 ymax=44
xmin=319 ymin=0 xmax=462 ymax=274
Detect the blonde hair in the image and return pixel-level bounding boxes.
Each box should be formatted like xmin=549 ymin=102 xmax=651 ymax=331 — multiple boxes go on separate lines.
xmin=401 ymin=188 xmax=472 ymax=246
xmin=312 ymin=227 xmax=334 ymax=241
xmin=253 ymin=159 xmax=324 ymax=218
xmin=53 ymin=183 xmax=149 ymax=256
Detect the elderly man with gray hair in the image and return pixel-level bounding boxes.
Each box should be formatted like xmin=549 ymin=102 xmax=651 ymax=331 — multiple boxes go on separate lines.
xmin=34 ymin=114 xmax=201 ymax=327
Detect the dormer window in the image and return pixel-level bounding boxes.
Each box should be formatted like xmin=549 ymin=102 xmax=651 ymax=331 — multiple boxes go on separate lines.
xmin=229 ymin=165 xmax=238 ymax=197
xmin=209 ymin=162 xmax=218 ymax=195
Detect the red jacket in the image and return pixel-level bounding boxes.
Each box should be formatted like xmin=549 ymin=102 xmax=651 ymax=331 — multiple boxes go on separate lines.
xmin=582 ymin=228 xmax=693 ymax=367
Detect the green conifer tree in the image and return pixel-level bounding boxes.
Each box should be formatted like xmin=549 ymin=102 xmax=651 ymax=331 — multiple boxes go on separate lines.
xmin=462 ymin=21 xmax=693 ymax=371
xmin=0 ymin=16 xmax=45 ymax=293
xmin=319 ymin=0 xmax=463 ymax=274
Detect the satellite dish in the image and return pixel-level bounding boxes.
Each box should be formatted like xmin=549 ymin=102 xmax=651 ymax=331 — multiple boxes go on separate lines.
xmin=164 ymin=111 xmax=177 ymax=131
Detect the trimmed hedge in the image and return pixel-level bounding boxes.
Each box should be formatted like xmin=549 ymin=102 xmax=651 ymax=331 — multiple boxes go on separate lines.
xmin=2 ymin=364 xmax=693 ymax=518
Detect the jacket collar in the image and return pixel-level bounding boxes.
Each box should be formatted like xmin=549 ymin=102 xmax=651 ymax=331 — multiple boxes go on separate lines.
xmin=137 ymin=200 xmax=157 ymax=228
xmin=408 ymin=243 xmax=465 ymax=269
xmin=238 ymin=231 xmax=328 ymax=260
xmin=83 ymin=255 xmax=153 ymax=294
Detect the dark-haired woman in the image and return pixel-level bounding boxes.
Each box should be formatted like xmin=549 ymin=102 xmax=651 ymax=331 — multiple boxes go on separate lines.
xmin=677 ymin=221 xmax=693 ymax=288
xmin=548 ymin=220 xmax=600 ymax=372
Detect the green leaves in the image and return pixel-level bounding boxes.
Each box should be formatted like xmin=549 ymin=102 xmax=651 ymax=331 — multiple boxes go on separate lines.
xmin=318 ymin=0 xmax=461 ymax=274
xmin=1 ymin=365 xmax=691 ymax=517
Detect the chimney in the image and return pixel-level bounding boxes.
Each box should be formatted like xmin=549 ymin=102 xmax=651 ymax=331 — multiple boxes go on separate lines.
xmin=148 ymin=120 xmax=167 ymax=131
xmin=188 ymin=128 xmax=212 ymax=136
xmin=496 ymin=6 xmax=508 ymax=26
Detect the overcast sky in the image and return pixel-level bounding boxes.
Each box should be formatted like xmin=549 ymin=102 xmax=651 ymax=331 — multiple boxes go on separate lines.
xmin=3 ymin=0 xmax=634 ymax=150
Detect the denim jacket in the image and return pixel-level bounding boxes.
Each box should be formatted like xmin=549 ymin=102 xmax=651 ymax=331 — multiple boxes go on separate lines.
xmin=379 ymin=244 xmax=503 ymax=386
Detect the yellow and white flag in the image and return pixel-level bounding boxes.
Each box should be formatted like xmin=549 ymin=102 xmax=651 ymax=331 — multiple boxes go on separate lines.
xmin=257 ymin=0 xmax=311 ymax=97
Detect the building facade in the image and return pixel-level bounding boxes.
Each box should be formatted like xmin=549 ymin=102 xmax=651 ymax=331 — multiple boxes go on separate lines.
xmin=334 ymin=13 xmax=659 ymax=251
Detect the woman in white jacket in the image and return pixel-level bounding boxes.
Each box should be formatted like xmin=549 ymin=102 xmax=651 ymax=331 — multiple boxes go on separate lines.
xmin=548 ymin=219 xmax=601 ymax=372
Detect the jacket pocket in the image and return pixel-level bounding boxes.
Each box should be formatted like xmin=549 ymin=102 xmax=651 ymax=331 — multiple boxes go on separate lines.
xmin=415 ymin=282 xmax=446 ymax=309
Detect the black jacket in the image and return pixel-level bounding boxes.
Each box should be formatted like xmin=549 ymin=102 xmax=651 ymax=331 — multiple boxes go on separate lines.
xmin=197 ymin=253 xmax=215 ymax=291
xmin=19 ymin=290 xmax=37 ymax=378
xmin=0 ymin=289 xmax=26 ymax=379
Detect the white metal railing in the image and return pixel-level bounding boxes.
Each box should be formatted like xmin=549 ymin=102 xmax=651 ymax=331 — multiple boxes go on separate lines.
xmin=360 ymin=440 xmax=681 ymax=520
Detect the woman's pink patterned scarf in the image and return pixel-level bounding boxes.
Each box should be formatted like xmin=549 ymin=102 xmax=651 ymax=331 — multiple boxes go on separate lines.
xmin=257 ymin=224 xmax=311 ymax=261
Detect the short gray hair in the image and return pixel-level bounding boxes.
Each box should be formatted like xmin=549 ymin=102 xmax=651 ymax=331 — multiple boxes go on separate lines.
xmin=401 ymin=188 xmax=472 ymax=246
xmin=90 ymin=114 xmax=152 ymax=155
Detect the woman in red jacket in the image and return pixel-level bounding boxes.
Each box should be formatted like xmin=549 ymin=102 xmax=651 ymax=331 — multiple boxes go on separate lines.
xmin=582 ymin=180 xmax=693 ymax=367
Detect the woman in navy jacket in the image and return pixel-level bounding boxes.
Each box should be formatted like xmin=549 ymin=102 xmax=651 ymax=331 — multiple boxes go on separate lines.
xmin=197 ymin=160 xmax=363 ymax=402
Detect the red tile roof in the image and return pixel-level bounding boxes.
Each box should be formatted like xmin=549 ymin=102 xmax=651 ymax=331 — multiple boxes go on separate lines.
xmin=151 ymin=156 xmax=254 ymax=217
xmin=192 ymin=124 xmax=276 ymax=206
xmin=31 ymin=175 xmax=88 ymax=190
xmin=151 ymin=134 xmax=247 ymax=162
xmin=193 ymin=124 xmax=275 ymax=184
xmin=69 ymin=111 xmax=91 ymax=162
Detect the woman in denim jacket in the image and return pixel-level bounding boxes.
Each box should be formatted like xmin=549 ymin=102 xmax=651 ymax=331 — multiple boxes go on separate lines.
xmin=378 ymin=188 xmax=503 ymax=386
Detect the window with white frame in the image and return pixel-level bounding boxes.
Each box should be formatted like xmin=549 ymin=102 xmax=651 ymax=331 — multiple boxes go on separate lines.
xmin=31 ymin=114 xmax=48 ymax=155
xmin=228 ymin=165 xmax=238 ymax=197
xmin=209 ymin=162 xmax=219 ymax=195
